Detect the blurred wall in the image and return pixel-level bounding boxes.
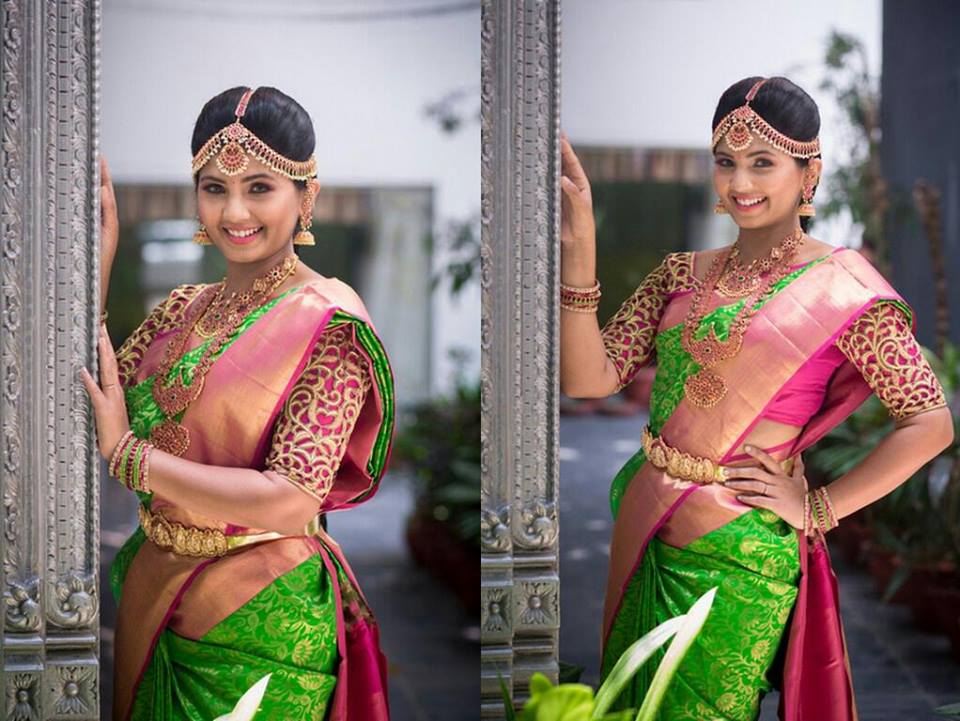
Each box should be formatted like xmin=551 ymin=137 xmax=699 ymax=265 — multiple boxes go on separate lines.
xmin=881 ymin=0 xmax=960 ymax=348
xmin=101 ymin=0 xmax=479 ymax=395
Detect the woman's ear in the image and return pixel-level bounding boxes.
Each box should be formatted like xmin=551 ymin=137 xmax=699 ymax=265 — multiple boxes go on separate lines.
xmin=807 ymin=157 xmax=823 ymax=184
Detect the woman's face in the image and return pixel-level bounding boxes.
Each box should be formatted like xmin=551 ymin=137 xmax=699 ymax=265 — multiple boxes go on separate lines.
xmin=712 ymin=132 xmax=821 ymax=230
xmin=195 ymin=155 xmax=310 ymax=264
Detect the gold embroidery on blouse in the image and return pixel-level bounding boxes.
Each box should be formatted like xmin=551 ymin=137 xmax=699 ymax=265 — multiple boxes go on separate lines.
xmin=115 ymin=285 xmax=202 ymax=388
xmin=835 ymin=301 xmax=947 ymax=421
xmin=600 ymin=252 xmax=694 ymax=392
xmin=265 ymin=324 xmax=372 ymax=503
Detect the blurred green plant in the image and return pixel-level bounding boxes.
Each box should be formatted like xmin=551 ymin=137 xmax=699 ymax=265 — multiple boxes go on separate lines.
xmin=817 ymin=30 xmax=896 ymax=276
xmin=394 ymin=374 xmax=480 ymax=549
xmin=501 ymin=588 xmax=717 ymax=721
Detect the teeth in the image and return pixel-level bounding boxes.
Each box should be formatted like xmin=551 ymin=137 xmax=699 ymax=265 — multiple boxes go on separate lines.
xmin=226 ymin=227 xmax=261 ymax=237
xmin=735 ymin=197 xmax=764 ymax=207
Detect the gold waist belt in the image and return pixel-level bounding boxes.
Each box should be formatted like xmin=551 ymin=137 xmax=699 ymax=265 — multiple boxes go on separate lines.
xmin=641 ymin=425 xmax=726 ymax=485
xmin=138 ymin=504 xmax=295 ymax=558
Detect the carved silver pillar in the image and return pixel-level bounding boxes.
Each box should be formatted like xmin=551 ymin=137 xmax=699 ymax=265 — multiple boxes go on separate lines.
xmin=1 ymin=1 xmax=102 ymax=718
xmin=480 ymin=1 xmax=561 ymax=717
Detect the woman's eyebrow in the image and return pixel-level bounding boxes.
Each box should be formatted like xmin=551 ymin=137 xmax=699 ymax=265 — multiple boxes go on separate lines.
xmin=198 ymin=173 xmax=273 ymax=183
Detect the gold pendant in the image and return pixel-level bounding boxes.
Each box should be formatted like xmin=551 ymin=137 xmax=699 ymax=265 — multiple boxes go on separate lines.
xmin=684 ymin=368 xmax=727 ymax=408
xmin=150 ymin=420 xmax=190 ymax=457
xmin=715 ymin=268 xmax=761 ymax=298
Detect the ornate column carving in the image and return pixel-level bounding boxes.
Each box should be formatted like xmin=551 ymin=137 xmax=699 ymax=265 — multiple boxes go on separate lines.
xmin=480 ymin=1 xmax=561 ymax=717
xmin=1 ymin=1 xmax=102 ymax=718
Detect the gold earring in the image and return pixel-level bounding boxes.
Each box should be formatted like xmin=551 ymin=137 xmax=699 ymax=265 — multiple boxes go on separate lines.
xmin=798 ymin=171 xmax=817 ymax=217
xmin=714 ymin=198 xmax=728 ymax=215
xmin=193 ymin=222 xmax=212 ymax=245
xmin=294 ymin=181 xmax=318 ymax=246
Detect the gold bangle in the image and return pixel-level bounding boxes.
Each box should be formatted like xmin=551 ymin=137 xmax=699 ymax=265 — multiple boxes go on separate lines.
xmin=560 ymin=279 xmax=601 ymax=294
xmin=561 ymin=301 xmax=599 ymax=313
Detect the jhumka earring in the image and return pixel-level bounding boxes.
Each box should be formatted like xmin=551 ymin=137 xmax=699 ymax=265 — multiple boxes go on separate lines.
xmin=798 ymin=169 xmax=817 ymax=217
xmin=193 ymin=222 xmax=212 ymax=245
xmin=294 ymin=180 xmax=319 ymax=246
xmin=714 ymin=198 xmax=728 ymax=215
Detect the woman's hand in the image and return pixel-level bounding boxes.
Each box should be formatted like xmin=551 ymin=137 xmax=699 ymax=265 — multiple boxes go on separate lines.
xmin=100 ymin=155 xmax=119 ymax=275
xmin=722 ymin=445 xmax=808 ymax=530
xmin=560 ymin=133 xmax=596 ymax=254
xmin=79 ymin=323 xmax=130 ymax=460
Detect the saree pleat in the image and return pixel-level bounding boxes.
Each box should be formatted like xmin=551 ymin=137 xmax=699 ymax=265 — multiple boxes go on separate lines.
xmin=602 ymin=510 xmax=799 ymax=719
xmin=129 ymin=554 xmax=339 ymax=720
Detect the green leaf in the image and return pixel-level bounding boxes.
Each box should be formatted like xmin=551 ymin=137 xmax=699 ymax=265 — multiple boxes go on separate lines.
xmin=934 ymin=701 xmax=960 ymax=717
xmin=591 ymin=616 xmax=685 ymax=719
xmin=213 ymin=673 xmax=271 ymax=721
xmin=520 ymin=673 xmax=596 ymax=721
xmin=634 ymin=587 xmax=718 ymax=721
xmin=498 ymin=672 xmax=518 ymax=721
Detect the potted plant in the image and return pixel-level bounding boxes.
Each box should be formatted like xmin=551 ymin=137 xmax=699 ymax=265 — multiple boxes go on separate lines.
xmin=394 ymin=379 xmax=480 ymax=613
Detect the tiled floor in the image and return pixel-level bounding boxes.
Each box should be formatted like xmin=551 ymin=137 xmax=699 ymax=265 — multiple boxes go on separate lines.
xmin=558 ymin=412 xmax=960 ymax=721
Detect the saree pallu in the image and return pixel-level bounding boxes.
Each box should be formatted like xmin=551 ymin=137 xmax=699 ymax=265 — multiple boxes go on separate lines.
xmin=600 ymin=249 xmax=912 ymax=720
xmin=110 ymin=281 xmax=395 ymax=721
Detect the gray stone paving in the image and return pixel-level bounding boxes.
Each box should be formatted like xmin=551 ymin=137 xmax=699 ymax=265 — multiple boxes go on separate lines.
xmin=99 ymin=470 xmax=476 ymax=720
xmin=559 ymin=412 xmax=960 ymax=721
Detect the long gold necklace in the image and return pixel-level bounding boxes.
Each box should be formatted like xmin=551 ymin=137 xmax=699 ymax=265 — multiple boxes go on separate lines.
xmin=149 ymin=256 xmax=299 ymax=456
xmin=681 ymin=229 xmax=802 ymax=408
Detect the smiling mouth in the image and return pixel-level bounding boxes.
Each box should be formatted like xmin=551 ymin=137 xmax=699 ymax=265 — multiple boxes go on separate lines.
xmin=732 ymin=196 xmax=766 ymax=210
xmin=223 ymin=227 xmax=263 ymax=242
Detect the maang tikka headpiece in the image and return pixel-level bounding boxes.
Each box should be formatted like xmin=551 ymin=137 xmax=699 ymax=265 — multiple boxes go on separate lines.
xmin=191 ymin=87 xmax=318 ymax=181
xmin=711 ymin=78 xmax=821 ymax=159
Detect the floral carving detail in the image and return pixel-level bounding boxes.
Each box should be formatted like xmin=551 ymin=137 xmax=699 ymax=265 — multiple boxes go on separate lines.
xmin=516 ymin=581 xmax=558 ymax=628
xmin=514 ymin=501 xmax=558 ymax=550
xmin=4 ymin=577 xmax=40 ymax=631
xmin=480 ymin=505 xmax=510 ymax=552
xmin=51 ymin=666 xmax=96 ymax=716
xmin=49 ymin=572 xmax=97 ymax=628
xmin=482 ymin=588 xmax=509 ymax=633
xmin=7 ymin=673 xmax=38 ymax=721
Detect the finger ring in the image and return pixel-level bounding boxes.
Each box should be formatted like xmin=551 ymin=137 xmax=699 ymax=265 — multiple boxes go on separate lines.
xmin=102 ymin=383 xmax=116 ymax=390
xmin=761 ymin=481 xmax=768 ymax=496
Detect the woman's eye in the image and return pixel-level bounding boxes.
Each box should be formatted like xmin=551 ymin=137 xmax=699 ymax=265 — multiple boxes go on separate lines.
xmin=754 ymin=159 xmax=772 ymax=167
xmin=715 ymin=158 xmax=732 ymax=167
xmin=203 ymin=184 xmax=224 ymax=193
xmin=251 ymin=183 xmax=271 ymax=193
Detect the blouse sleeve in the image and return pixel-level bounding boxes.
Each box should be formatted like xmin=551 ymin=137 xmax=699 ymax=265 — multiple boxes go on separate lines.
xmin=600 ymin=252 xmax=692 ymax=392
xmin=115 ymin=284 xmax=200 ymax=388
xmin=264 ymin=324 xmax=372 ymax=505
xmin=835 ymin=301 xmax=948 ymax=421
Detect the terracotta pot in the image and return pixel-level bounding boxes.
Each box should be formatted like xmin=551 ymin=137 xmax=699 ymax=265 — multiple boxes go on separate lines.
xmin=405 ymin=512 xmax=479 ymax=615
xmin=927 ymin=585 xmax=960 ymax=662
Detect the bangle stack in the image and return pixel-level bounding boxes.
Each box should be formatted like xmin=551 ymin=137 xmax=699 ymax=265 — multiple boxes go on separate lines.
xmin=560 ymin=280 xmax=602 ymax=313
xmin=804 ymin=486 xmax=838 ymax=537
xmin=108 ymin=430 xmax=153 ymax=494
